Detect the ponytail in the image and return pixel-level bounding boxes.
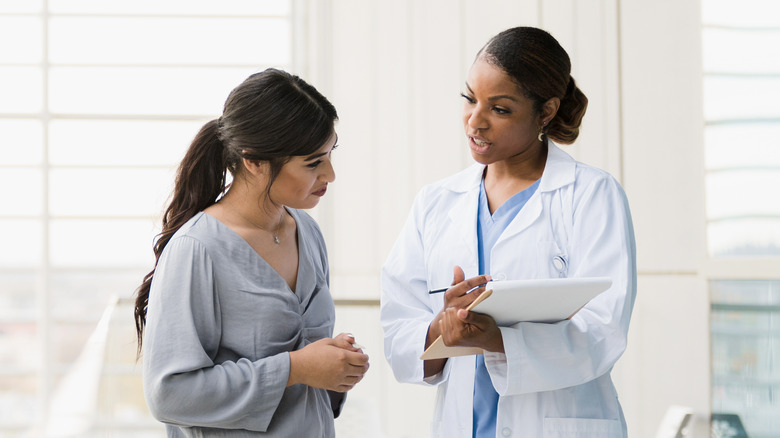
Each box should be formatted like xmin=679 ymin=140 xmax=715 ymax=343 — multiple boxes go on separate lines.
xmin=134 ymin=68 xmax=339 ymax=357
xmin=546 ymin=77 xmax=588 ymax=145
xmin=133 ymin=119 xmax=227 ymax=356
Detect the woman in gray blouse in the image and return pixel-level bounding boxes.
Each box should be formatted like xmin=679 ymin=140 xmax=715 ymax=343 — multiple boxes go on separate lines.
xmin=133 ymin=69 xmax=369 ymax=437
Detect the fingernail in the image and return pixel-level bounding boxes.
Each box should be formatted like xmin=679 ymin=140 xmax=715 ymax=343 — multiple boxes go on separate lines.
xmin=352 ymin=343 xmax=365 ymax=349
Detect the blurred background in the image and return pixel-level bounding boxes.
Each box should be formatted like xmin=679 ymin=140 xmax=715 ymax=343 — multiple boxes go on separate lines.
xmin=0 ymin=0 xmax=778 ymax=437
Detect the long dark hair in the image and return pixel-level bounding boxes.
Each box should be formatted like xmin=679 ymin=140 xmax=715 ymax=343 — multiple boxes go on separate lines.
xmin=133 ymin=68 xmax=338 ymax=354
xmin=478 ymin=27 xmax=588 ymax=144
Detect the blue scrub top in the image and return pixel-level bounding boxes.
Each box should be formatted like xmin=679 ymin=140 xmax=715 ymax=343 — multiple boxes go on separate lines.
xmin=473 ymin=177 xmax=540 ymax=438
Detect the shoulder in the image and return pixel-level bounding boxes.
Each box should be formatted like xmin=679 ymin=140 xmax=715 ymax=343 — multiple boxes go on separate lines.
xmin=413 ymin=164 xmax=482 ymax=210
xmin=288 ymin=208 xmax=322 ymax=236
xmin=567 ymin=161 xmax=631 ymax=218
xmin=163 ymin=212 xmax=246 ymax=264
xmin=573 ymin=161 xmax=626 ymax=197
xmin=574 ymin=160 xmax=619 ymax=186
xmin=543 ymin=144 xmax=629 ymax=211
xmin=546 ymin=143 xmax=624 ymax=195
xmin=169 ymin=212 xmax=227 ymax=248
xmin=288 ymin=208 xmax=327 ymax=249
xmin=167 ymin=213 xmax=210 ymax=247
xmin=154 ymin=214 xmax=220 ymax=275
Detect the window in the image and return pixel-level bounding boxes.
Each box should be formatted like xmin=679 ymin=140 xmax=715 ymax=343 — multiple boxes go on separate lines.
xmin=703 ymin=1 xmax=780 ymax=436
xmin=710 ymin=280 xmax=779 ymax=436
xmin=0 ymin=1 xmax=292 ymax=435
xmin=702 ymin=0 xmax=780 ymax=258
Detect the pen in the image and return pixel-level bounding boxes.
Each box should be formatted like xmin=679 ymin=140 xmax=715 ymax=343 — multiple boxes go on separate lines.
xmin=428 ymin=283 xmax=489 ymax=295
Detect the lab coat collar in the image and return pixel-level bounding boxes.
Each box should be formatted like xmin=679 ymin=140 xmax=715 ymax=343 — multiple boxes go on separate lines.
xmin=539 ymin=142 xmax=576 ymax=192
xmin=442 ymin=142 xmax=576 ymax=194
xmin=440 ymin=143 xmax=575 ymax=268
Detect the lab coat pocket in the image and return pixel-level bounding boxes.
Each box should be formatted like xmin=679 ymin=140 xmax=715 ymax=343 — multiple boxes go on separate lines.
xmin=543 ymin=417 xmax=623 ymax=438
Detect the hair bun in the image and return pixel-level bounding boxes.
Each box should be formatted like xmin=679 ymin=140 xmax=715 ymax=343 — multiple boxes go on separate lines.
xmin=546 ymin=77 xmax=588 ymax=144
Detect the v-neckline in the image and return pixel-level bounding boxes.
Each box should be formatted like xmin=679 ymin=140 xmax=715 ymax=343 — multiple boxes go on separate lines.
xmin=479 ymin=178 xmax=540 ymax=221
xmin=202 ymin=209 xmax=305 ymax=296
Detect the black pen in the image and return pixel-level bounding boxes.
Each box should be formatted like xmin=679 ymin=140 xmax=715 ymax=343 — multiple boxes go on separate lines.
xmin=428 ymin=282 xmax=489 ymax=295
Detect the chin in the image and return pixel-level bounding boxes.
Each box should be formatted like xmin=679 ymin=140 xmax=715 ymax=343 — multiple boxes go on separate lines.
xmin=470 ymin=151 xmax=495 ymax=165
xmin=298 ymin=198 xmax=321 ymax=210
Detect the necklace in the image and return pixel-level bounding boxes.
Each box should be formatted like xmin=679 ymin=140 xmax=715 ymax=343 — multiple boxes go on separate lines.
xmin=237 ymin=209 xmax=285 ymax=245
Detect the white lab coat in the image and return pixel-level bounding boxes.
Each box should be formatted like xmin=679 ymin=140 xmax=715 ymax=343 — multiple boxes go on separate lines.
xmin=380 ymin=144 xmax=637 ymax=438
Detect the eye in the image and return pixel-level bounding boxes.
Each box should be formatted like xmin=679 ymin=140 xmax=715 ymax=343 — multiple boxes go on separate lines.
xmin=460 ymin=93 xmax=475 ymax=104
xmin=493 ymin=106 xmax=511 ymax=115
xmin=305 ymin=144 xmax=338 ymax=169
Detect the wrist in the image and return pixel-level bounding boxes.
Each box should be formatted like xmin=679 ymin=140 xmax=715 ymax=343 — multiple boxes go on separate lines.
xmin=287 ymin=350 xmax=303 ymax=387
xmin=483 ymin=328 xmax=505 ymax=354
xmin=426 ymin=314 xmax=443 ymax=347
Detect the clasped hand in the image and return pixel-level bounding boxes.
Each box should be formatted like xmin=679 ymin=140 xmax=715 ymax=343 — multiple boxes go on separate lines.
xmin=288 ymin=333 xmax=369 ymax=393
xmin=433 ymin=266 xmax=504 ymax=353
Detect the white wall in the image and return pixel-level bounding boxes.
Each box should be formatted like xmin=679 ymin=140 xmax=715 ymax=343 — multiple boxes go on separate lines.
xmin=299 ymin=1 xmax=711 ymax=437
xmin=617 ymin=1 xmax=710 ymax=435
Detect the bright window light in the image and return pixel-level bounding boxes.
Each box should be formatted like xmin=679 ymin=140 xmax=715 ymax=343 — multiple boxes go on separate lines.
xmin=704 ymin=2 xmax=780 ymax=435
xmin=0 ymin=1 xmax=293 ymax=434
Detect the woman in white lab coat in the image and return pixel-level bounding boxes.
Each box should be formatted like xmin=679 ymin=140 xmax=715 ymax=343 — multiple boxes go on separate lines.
xmin=380 ymin=27 xmax=637 ymax=438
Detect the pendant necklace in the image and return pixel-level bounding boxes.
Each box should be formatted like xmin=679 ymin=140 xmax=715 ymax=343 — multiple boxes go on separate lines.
xmin=238 ymin=209 xmax=285 ymax=245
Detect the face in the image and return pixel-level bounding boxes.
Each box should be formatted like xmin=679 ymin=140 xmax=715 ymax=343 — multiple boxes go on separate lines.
xmin=268 ymin=131 xmax=338 ymax=209
xmin=462 ymin=57 xmax=544 ymax=165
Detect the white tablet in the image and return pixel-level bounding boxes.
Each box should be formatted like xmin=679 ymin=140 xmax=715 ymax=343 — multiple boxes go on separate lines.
xmin=474 ymin=277 xmax=613 ymax=325
xmin=420 ymin=277 xmax=613 ymax=360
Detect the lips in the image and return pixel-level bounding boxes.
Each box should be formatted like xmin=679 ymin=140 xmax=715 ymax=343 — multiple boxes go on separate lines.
xmin=468 ymin=135 xmax=491 ymax=154
xmin=313 ymin=186 xmax=327 ymax=197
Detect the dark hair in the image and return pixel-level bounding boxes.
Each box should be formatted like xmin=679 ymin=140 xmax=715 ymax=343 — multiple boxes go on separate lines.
xmin=477 ymin=27 xmax=588 ymax=144
xmin=133 ymin=68 xmax=338 ymax=354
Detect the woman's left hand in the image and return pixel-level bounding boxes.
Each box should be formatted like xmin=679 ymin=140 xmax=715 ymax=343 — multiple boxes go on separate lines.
xmin=439 ymin=308 xmax=505 ymax=353
xmin=334 ymin=332 xmax=365 ymax=353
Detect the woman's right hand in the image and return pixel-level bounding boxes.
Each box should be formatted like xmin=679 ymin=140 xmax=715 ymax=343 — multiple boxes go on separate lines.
xmin=423 ymin=266 xmax=489 ymax=377
xmin=428 ymin=266 xmax=490 ymax=344
xmin=443 ymin=266 xmax=490 ymax=311
xmin=287 ymin=335 xmax=370 ymax=393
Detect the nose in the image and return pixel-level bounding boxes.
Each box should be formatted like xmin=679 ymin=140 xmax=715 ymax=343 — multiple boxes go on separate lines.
xmin=464 ymin=104 xmax=488 ymax=131
xmin=321 ymin=158 xmax=336 ymax=183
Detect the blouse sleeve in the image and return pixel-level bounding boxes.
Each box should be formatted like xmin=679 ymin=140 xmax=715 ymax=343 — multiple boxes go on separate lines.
xmin=142 ymin=236 xmax=289 ymax=432
xmin=380 ymin=188 xmax=451 ymax=385
xmin=484 ymin=173 xmax=637 ymax=395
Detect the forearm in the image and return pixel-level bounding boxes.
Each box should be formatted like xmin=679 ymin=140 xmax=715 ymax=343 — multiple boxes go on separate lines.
xmin=144 ymin=354 xmax=288 ymax=431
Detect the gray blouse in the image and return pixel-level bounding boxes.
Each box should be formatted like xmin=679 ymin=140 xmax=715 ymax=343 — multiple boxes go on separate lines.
xmin=143 ymin=210 xmax=343 ymax=437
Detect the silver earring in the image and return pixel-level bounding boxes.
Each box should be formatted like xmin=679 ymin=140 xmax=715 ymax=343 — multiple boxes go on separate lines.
xmin=538 ymin=120 xmax=548 ymax=142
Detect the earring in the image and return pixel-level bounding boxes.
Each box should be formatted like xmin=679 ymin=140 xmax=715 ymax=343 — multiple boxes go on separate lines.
xmin=538 ymin=120 xmax=548 ymax=142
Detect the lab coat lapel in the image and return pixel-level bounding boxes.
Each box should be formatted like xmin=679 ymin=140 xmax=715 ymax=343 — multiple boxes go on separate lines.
xmin=495 ymin=143 xmax=575 ymax=245
xmin=496 ymin=192 xmax=543 ymax=244
xmin=446 ymin=166 xmax=482 ymax=270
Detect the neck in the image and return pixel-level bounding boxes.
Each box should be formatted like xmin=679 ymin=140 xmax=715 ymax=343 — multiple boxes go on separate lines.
xmin=485 ymin=142 xmax=547 ymax=186
xmin=220 ymin=187 xmax=284 ymax=232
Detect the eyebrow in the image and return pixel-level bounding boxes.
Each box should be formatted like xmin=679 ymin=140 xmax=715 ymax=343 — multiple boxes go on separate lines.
xmin=303 ymin=135 xmax=339 ymax=162
xmin=464 ymin=82 xmax=519 ymax=103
